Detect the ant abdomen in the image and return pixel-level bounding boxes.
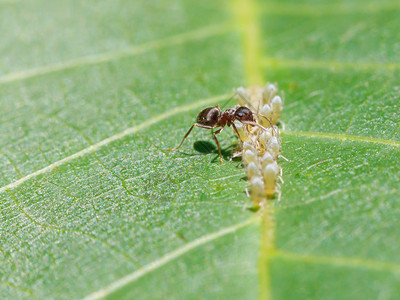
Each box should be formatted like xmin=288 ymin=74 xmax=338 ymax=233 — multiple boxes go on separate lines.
xmin=196 ymin=107 xmax=220 ymax=126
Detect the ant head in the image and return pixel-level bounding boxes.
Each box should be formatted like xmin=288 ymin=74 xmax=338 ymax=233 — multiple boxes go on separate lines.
xmin=235 ymin=106 xmax=254 ymax=122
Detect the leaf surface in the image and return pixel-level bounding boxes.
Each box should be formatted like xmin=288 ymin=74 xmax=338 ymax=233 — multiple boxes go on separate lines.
xmin=259 ymin=0 xmax=400 ymax=299
xmin=1 ymin=0 xmax=399 ymax=299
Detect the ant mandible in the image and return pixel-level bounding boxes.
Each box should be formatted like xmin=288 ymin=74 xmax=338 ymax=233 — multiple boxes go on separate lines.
xmin=168 ymin=104 xmax=271 ymax=164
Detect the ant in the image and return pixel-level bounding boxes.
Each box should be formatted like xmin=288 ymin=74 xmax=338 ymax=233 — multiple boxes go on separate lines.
xmin=168 ymin=104 xmax=273 ymax=164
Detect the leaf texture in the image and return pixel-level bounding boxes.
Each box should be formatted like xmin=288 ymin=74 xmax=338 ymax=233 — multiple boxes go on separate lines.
xmin=1 ymin=0 xmax=399 ymax=299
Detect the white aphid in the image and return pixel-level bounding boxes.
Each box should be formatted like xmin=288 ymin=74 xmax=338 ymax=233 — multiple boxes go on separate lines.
xmin=263 ymin=164 xmax=279 ymax=196
xmin=233 ymin=83 xmax=285 ymax=206
xmin=235 ymin=87 xmax=250 ymax=106
xmin=243 ymin=149 xmax=258 ymax=164
xmin=249 ymin=176 xmax=265 ymax=205
xmin=243 ymin=141 xmax=256 ymax=152
xmin=263 ymin=83 xmax=278 ymax=102
xmin=271 ymin=95 xmax=283 ymax=124
xmin=246 ymin=162 xmax=261 ymax=178
xmin=259 ymin=104 xmax=272 ymax=127
xmin=235 ymin=122 xmax=251 ymax=142
xmin=259 ymin=131 xmax=272 ymax=150
xmin=271 ymin=95 xmax=282 ymax=110
xmin=268 ymin=136 xmax=281 ymax=158
xmin=261 ymin=151 xmax=274 ymax=169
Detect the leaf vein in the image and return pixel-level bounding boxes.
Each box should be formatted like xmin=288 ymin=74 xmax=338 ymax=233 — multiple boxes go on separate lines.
xmin=83 ymin=218 xmax=258 ymax=300
xmin=262 ymin=57 xmax=400 ymax=71
xmin=274 ymin=250 xmax=400 ymax=274
xmin=283 ymin=130 xmax=400 ymax=147
xmin=0 ymin=93 xmax=230 ymax=194
xmin=5 ymin=189 xmax=138 ymax=265
xmin=0 ymin=23 xmax=232 ymax=85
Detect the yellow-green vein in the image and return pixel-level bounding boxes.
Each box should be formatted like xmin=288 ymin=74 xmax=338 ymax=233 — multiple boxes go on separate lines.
xmin=263 ymin=57 xmax=400 ymax=71
xmin=260 ymin=2 xmax=400 ymax=16
xmin=283 ymin=130 xmax=400 ymax=148
xmin=232 ymin=0 xmax=264 ymax=86
xmin=273 ymin=250 xmax=400 ymax=274
xmin=232 ymin=0 xmax=275 ymax=299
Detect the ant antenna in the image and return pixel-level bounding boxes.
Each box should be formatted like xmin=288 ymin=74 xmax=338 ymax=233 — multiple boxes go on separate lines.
xmin=234 ymin=89 xmax=280 ymax=140
xmin=235 ymin=89 xmax=258 ymax=112
xmin=219 ymin=94 xmax=236 ymax=110
xmin=252 ymin=112 xmax=280 ymax=141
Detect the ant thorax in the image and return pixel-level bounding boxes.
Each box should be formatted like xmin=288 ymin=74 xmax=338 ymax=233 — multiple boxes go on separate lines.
xmin=218 ymin=108 xmax=235 ymax=126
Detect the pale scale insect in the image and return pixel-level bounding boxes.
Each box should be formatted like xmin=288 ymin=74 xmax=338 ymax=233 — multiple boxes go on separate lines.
xmin=268 ymin=136 xmax=281 ymax=159
xmin=243 ymin=149 xmax=258 ymax=165
xmin=258 ymin=129 xmax=273 ymax=152
xmin=259 ymin=104 xmax=272 ymax=127
xmin=271 ymin=95 xmax=283 ymax=125
xmin=243 ymin=140 xmax=256 ymax=152
xmin=262 ymin=83 xmax=278 ymax=103
xmin=235 ymin=87 xmax=251 ymax=107
xmin=263 ymin=164 xmax=279 ymax=195
xmin=234 ymin=122 xmax=252 ymax=142
xmin=232 ymin=139 xmax=254 ymax=159
xmin=246 ymin=161 xmax=261 ymax=179
xmin=261 ymin=151 xmax=274 ymax=169
xmin=233 ymin=84 xmax=285 ymax=205
xmin=262 ymin=83 xmax=284 ymax=126
xmin=249 ymin=176 xmax=265 ymax=205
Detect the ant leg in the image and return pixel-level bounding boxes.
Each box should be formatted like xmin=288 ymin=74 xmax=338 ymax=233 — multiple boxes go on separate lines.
xmin=279 ymin=154 xmax=289 ymax=162
xmin=212 ymin=127 xmax=224 ymax=164
xmin=231 ymin=123 xmax=244 ymax=143
xmin=253 ymin=112 xmax=273 ymax=127
xmin=168 ymin=123 xmax=215 ymax=151
xmin=251 ymin=113 xmax=280 ymax=138
xmin=168 ymin=124 xmax=195 ymax=151
xmin=241 ymin=121 xmax=267 ymax=131
xmin=241 ymin=121 xmax=280 ymax=142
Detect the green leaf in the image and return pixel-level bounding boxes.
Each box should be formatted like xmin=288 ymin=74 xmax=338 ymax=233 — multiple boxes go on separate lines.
xmin=1 ymin=0 xmax=399 ymax=299
xmin=258 ymin=0 xmax=400 ymax=299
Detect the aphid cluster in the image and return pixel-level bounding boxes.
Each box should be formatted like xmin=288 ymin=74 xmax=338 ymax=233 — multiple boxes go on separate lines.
xmin=233 ymin=83 xmax=284 ymax=205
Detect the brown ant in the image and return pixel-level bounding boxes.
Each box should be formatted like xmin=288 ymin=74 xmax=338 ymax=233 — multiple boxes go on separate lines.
xmin=168 ymin=104 xmax=273 ymax=164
